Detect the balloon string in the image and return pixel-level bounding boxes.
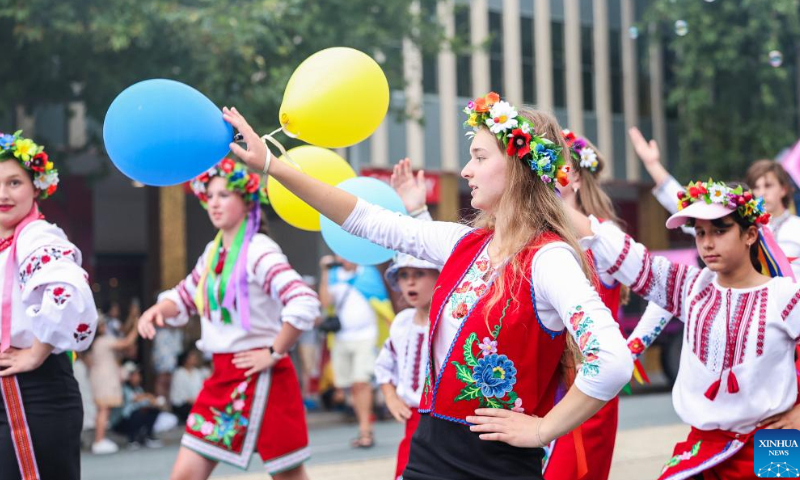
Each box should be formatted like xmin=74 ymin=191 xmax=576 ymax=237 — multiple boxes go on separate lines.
xmin=261 ymin=128 xmax=300 ymax=170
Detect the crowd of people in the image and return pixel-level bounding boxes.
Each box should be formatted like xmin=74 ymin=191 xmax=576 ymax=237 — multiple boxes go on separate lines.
xmin=3 ymin=88 xmax=800 ymax=480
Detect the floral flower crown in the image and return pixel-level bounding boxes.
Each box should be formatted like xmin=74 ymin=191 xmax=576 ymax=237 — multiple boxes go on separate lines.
xmin=677 ymin=180 xmax=770 ymax=225
xmin=190 ymin=158 xmax=269 ymax=209
xmin=562 ymin=129 xmax=598 ymax=174
xmin=0 ymin=130 xmax=59 ymax=200
xmin=463 ymin=92 xmax=569 ymax=188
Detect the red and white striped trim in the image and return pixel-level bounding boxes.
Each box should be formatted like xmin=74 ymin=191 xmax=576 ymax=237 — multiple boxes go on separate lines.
xmin=1 ymin=376 xmax=40 ymax=480
xmin=606 ymin=235 xmax=632 ymax=275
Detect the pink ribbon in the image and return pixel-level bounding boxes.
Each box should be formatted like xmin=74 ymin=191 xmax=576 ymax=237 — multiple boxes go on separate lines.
xmin=761 ymin=225 xmax=796 ymax=281
xmin=1 ymin=204 xmax=41 ymax=353
xmin=221 ymin=204 xmax=260 ymax=331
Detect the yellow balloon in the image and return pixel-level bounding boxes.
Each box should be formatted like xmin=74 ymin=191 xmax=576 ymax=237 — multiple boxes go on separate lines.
xmin=279 ymin=47 xmax=389 ymax=148
xmin=268 ymin=146 xmax=356 ymax=231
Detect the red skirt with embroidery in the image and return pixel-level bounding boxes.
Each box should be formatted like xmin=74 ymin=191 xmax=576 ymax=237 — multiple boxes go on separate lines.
xmin=395 ymin=408 xmax=421 ymax=480
xmin=182 ymin=353 xmax=309 ymax=473
xmin=544 ymin=396 xmax=618 ymax=480
xmin=658 ymin=427 xmax=759 ymax=480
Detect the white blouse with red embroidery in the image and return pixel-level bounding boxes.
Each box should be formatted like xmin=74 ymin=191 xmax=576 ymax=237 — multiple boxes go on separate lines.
xmin=375 ymin=308 xmax=430 ymax=408
xmin=3 ymin=219 xmax=97 ymax=353
xmin=159 ymin=233 xmax=320 ymax=353
xmin=582 ymin=215 xmax=800 ymax=433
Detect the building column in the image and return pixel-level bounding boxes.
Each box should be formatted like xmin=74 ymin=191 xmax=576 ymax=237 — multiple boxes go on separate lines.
xmin=593 ymin=0 xmax=614 ymax=179
xmin=621 ymin=0 xmax=639 ymax=181
xmin=534 ymin=0 xmax=554 ymax=111
xmin=502 ymin=0 xmax=523 ymax=106
xmin=158 ymin=186 xmax=187 ymax=290
xmin=470 ymin=0 xmax=491 ymax=96
xmin=403 ymin=1 xmax=425 ymax=169
xmin=438 ymin=0 xmax=459 ymax=174
xmin=564 ymin=0 xmax=584 ymax=133
xmin=649 ymin=23 xmax=667 ymax=165
xmin=369 ymin=120 xmax=389 ymax=167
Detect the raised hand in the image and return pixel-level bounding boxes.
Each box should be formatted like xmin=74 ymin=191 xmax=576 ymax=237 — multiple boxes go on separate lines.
xmin=390 ymin=157 xmax=427 ymax=213
xmin=223 ymin=106 xmax=269 ymax=173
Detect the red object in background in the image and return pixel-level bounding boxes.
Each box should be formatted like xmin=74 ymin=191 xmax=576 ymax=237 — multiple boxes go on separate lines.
xmin=360 ymin=168 xmax=440 ymax=204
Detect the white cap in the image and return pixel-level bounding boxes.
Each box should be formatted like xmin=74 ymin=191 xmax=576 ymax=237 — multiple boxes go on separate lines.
xmin=384 ymin=253 xmax=441 ymax=291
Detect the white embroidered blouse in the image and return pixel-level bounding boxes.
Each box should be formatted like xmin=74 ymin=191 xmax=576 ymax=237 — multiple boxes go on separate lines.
xmin=159 ymin=233 xmax=320 ymax=353
xmin=375 ymin=308 xmax=430 ymax=408
xmin=582 ymin=216 xmax=800 ymax=433
xmin=343 ymin=200 xmax=633 ymax=402
xmin=2 ymin=220 xmax=98 ymax=353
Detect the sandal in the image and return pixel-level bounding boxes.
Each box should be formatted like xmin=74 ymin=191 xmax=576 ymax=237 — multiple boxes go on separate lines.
xmin=351 ymin=432 xmax=375 ymax=449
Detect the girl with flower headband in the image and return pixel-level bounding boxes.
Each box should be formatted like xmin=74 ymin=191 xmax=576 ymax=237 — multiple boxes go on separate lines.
xmin=137 ymin=158 xmax=320 ymax=480
xmin=222 ymin=94 xmax=633 ymax=480
xmin=567 ymin=177 xmax=800 ymax=479
xmin=0 ymin=131 xmax=97 ymax=480
xmin=542 ymin=131 xmax=647 ymax=480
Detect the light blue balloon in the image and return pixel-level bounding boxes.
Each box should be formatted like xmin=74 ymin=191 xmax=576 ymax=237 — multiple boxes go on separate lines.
xmin=103 ymin=79 xmax=233 ymax=186
xmin=320 ymin=177 xmax=408 ymax=265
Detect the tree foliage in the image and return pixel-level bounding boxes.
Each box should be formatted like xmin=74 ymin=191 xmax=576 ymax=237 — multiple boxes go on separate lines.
xmin=0 ymin=0 xmax=443 ymax=142
xmin=646 ymin=0 xmax=800 ymax=180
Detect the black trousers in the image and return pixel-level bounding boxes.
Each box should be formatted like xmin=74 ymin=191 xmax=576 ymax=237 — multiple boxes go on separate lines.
xmin=113 ymin=407 xmax=159 ymax=443
xmin=403 ymin=414 xmax=545 ymax=480
xmin=0 ymin=354 xmax=83 ymax=480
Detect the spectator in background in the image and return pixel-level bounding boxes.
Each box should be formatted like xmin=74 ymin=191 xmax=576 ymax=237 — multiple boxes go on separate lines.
xmin=298 ymin=275 xmax=322 ymax=410
xmin=90 ymin=316 xmax=139 ymax=454
xmin=104 ymin=300 xmax=124 ymax=339
xmin=319 ymin=255 xmax=378 ymax=449
xmin=114 ymin=362 xmax=164 ymax=449
xmin=170 ymin=349 xmax=210 ymax=423
xmin=151 ymin=324 xmax=184 ymax=399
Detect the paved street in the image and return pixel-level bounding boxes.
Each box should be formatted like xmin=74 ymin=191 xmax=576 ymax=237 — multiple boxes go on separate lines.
xmin=82 ymin=392 xmax=686 ymax=480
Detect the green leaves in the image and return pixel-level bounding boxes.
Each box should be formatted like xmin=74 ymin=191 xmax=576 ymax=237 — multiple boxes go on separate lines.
xmin=454 ymin=384 xmax=481 ymax=402
xmin=463 ymin=332 xmax=478 ymax=367
xmin=452 ymin=360 xmax=475 ymax=384
xmin=645 ymin=0 xmax=800 ymax=179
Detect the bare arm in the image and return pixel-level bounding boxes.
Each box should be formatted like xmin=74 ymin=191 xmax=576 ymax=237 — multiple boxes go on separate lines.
xmin=629 ymin=127 xmax=670 ymax=187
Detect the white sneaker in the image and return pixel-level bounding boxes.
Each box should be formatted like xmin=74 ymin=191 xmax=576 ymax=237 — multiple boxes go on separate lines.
xmin=144 ymin=438 xmax=163 ymax=449
xmin=91 ymin=439 xmax=119 ymax=455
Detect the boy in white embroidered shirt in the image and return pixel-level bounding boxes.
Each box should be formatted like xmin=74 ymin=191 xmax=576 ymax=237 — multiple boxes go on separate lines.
xmin=375 ymin=253 xmax=440 ymax=480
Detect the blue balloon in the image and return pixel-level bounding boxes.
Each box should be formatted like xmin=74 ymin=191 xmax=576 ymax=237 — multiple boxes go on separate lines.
xmin=103 ymin=79 xmax=233 ymax=186
xmin=320 ymin=177 xmax=408 ymax=265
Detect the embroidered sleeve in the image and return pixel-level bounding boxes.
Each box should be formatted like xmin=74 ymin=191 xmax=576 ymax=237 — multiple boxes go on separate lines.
xmin=779 ymin=282 xmax=800 ymax=339
xmin=651 ymin=175 xmax=683 ymax=216
xmin=579 ymin=215 xmax=702 ymax=320
xmin=158 ymin=247 xmax=208 ymax=327
xmin=341 ymin=199 xmax=472 ymax=267
xmin=252 ymin=242 xmax=320 ymax=331
xmin=533 ymin=245 xmax=634 ymax=401
xmin=627 ymin=302 xmax=674 ymax=360
xmin=374 ymin=337 xmax=399 ymax=386
xmin=19 ymin=242 xmax=97 ymax=353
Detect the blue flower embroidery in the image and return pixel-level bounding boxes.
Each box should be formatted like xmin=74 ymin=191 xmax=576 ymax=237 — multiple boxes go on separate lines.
xmin=472 ymin=354 xmax=517 ymax=398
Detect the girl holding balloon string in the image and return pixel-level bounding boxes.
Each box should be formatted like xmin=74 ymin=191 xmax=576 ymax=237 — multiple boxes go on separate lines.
xmin=222 ymin=93 xmax=633 ymax=479
xmin=137 ymin=158 xmax=320 ymax=480
xmin=0 ymin=131 xmax=98 ymax=480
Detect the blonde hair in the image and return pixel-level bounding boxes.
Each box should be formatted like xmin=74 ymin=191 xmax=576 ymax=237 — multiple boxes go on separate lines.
xmin=569 ymin=137 xmax=630 ymax=305
xmin=470 ymin=107 xmax=593 ymax=372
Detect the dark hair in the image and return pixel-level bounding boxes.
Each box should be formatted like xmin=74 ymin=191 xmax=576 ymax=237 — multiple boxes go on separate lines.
xmin=745 ymin=160 xmax=795 ymax=209
xmin=688 ymin=214 xmax=760 ymax=271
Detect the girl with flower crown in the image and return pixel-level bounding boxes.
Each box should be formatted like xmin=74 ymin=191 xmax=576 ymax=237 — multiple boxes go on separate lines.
xmin=0 ymin=131 xmax=98 ymax=480
xmin=222 ymin=94 xmax=633 ymax=480
xmin=542 ymin=131 xmax=652 ymax=480
xmin=137 ymin=158 xmax=320 ymax=480
xmin=566 ymin=177 xmax=800 ymax=479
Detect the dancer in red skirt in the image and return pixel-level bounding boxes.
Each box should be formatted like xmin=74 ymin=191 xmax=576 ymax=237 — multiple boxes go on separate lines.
xmin=138 ymin=159 xmax=320 ymax=480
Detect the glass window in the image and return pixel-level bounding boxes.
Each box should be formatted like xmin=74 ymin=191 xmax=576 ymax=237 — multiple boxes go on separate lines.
xmin=489 ymin=11 xmax=503 ymax=93
xmin=521 ymin=15 xmax=536 ymax=104
xmin=552 ymin=21 xmax=566 ymax=108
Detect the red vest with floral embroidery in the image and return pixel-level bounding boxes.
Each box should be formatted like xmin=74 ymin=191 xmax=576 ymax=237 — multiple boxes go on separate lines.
xmin=419 ymin=229 xmax=567 ymax=424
